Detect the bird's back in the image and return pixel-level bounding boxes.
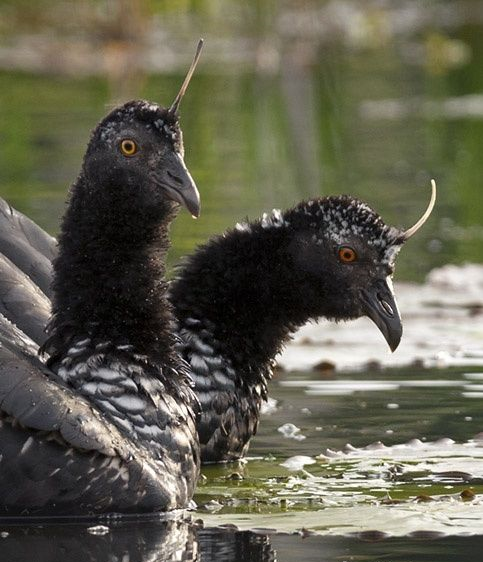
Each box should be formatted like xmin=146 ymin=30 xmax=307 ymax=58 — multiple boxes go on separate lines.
xmin=0 ymin=317 xmax=198 ymax=516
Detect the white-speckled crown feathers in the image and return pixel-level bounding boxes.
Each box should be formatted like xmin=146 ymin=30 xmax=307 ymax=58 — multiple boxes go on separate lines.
xmin=92 ymin=100 xmax=184 ymax=155
xmin=236 ymin=196 xmax=405 ymax=266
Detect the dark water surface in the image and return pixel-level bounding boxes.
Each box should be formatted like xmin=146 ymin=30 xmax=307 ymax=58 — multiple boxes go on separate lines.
xmin=1 ymin=516 xmax=483 ymax=562
xmin=1 ymin=519 xmax=483 ymax=562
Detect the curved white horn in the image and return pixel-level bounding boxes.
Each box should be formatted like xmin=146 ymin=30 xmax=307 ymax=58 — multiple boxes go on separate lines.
xmin=403 ymin=179 xmax=437 ymax=240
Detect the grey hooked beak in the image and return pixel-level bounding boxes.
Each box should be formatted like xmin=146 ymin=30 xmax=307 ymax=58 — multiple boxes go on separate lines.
xmin=360 ymin=277 xmax=402 ymax=352
xmin=161 ymin=152 xmax=200 ymax=218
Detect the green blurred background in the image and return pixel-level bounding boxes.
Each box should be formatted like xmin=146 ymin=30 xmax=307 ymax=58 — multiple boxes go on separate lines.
xmin=0 ymin=0 xmax=482 ymax=280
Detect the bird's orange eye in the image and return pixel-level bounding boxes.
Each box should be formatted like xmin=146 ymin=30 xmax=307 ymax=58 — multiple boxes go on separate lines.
xmin=338 ymin=246 xmax=357 ymax=263
xmin=120 ymin=139 xmax=138 ymax=156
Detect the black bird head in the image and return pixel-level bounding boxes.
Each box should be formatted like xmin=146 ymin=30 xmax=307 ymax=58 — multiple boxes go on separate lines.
xmin=81 ymin=40 xmax=204 ymax=218
xmin=282 ymin=181 xmax=436 ymax=351
xmin=83 ymin=100 xmax=199 ymax=217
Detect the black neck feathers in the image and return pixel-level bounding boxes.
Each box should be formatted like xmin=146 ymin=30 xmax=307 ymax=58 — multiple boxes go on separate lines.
xmin=44 ymin=170 xmax=179 ymax=365
xmin=170 ymin=219 xmax=309 ymax=380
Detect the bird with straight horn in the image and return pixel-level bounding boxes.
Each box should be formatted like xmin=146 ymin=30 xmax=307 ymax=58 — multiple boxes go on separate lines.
xmin=0 ymin=39 xmax=204 ymax=516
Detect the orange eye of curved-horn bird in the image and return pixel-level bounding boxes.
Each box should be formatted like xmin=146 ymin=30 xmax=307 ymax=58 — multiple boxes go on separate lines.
xmin=120 ymin=139 xmax=138 ymax=157
xmin=338 ymin=246 xmax=358 ymax=263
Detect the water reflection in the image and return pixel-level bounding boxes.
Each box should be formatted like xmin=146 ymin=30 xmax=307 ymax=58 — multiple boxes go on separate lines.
xmin=198 ymin=527 xmax=274 ymax=562
xmin=0 ymin=518 xmax=277 ymax=562
xmin=271 ymin=534 xmax=483 ymax=562
xmin=0 ymin=517 xmax=199 ymax=562
xmin=2 ymin=519 xmax=483 ymax=562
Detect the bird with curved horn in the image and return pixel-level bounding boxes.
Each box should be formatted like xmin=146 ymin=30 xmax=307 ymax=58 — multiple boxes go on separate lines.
xmin=170 ymin=180 xmax=437 ymax=461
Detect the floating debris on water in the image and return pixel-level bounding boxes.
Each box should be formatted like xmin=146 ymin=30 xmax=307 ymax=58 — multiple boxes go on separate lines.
xmin=280 ymin=456 xmax=316 ymax=471
xmin=226 ymin=472 xmax=244 ymax=481
xmin=460 ymin=489 xmax=476 ymax=500
xmin=87 ymin=525 xmax=109 ymax=536
xmin=202 ymin=500 xmax=224 ymax=513
xmin=197 ymin=356 xmax=483 ymax=536
xmin=277 ymin=423 xmax=306 ymax=441
xmin=312 ymin=360 xmax=336 ymax=374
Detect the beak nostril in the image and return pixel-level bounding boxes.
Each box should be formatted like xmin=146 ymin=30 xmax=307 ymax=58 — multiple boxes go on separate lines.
xmin=166 ymin=170 xmax=183 ymax=185
xmin=378 ymin=296 xmax=394 ymax=317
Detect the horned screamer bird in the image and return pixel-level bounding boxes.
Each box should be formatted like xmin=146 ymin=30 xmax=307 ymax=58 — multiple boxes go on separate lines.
xmin=0 ymin=180 xmax=435 ymax=464
xmin=0 ymin=41 xmax=204 ymax=515
xmin=170 ymin=182 xmax=436 ymax=461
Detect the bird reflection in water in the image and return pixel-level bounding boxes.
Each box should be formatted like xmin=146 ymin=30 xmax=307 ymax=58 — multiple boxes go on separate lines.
xmin=0 ymin=516 xmax=276 ymax=562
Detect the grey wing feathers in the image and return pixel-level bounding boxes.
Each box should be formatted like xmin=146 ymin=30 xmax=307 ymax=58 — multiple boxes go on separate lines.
xmin=0 ymin=319 xmax=184 ymax=515
xmin=0 ymin=337 xmax=128 ymax=458
xmin=0 ymin=198 xmax=56 ymax=298
xmin=0 ymin=253 xmax=51 ymax=346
